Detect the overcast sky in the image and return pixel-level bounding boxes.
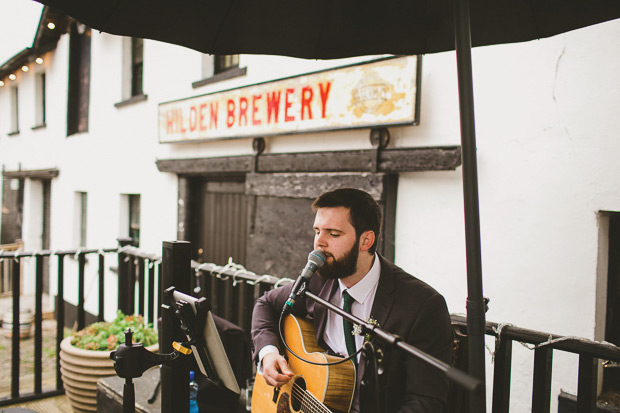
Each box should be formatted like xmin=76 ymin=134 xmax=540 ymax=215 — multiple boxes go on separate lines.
xmin=0 ymin=0 xmax=43 ymax=64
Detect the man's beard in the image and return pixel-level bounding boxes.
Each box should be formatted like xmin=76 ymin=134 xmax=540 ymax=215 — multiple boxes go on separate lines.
xmin=317 ymin=239 xmax=359 ymax=280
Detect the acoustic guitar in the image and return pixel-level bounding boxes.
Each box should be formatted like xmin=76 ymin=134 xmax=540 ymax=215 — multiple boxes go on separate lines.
xmin=251 ymin=314 xmax=356 ymax=413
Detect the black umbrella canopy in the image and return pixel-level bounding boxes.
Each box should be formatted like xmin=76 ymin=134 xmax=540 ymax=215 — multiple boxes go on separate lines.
xmin=37 ymin=0 xmax=620 ymax=58
xmin=33 ymin=0 xmax=620 ymax=409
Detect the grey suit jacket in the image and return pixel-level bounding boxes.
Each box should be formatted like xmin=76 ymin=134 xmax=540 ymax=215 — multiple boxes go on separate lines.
xmin=251 ymin=255 xmax=454 ymax=412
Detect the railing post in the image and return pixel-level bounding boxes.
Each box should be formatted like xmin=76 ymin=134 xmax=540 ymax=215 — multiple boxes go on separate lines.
xmin=98 ymin=253 xmax=105 ymax=322
xmin=160 ymin=241 xmax=191 ymax=413
xmin=577 ymin=355 xmax=597 ymax=412
xmin=532 ymin=347 xmax=553 ymax=413
xmin=77 ymin=252 xmax=86 ymax=331
xmin=137 ymin=257 xmax=145 ymax=316
xmin=34 ymin=254 xmax=43 ymax=394
xmin=55 ymin=254 xmax=65 ymax=390
xmin=147 ymin=260 xmax=156 ymax=325
xmin=11 ymin=256 xmax=21 ymax=399
xmin=117 ymin=238 xmax=133 ymax=314
xmin=128 ymin=256 xmax=136 ymax=314
xmin=492 ymin=336 xmax=512 ymax=413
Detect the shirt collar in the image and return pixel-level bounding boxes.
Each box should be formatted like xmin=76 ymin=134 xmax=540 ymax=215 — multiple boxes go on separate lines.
xmin=338 ymin=253 xmax=381 ymax=304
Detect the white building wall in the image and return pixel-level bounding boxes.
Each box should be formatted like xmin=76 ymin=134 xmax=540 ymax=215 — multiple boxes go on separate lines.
xmin=393 ymin=21 xmax=620 ymax=411
xmin=1 ymin=4 xmax=619 ymax=410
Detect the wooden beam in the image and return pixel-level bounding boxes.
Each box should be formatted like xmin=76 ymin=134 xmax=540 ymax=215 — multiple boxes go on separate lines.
xmin=156 ymin=156 xmax=253 ymax=175
xmin=245 ymin=172 xmax=386 ymax=200
xmin=3 ymin=168 xmax=59 ymax=179
xmin=156 ymin=146 xmax=461 ymax=175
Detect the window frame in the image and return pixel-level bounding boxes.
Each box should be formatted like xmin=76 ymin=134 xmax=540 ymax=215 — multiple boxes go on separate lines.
xmin=192 ymin=54 xmax=246 ymax=89
xmin=115 ymin=37 xmax=148 ymax=108
xmin=32 ymin=72 xmax=46 ymax=129
xmin=8 ymin=85 xmax=19 ymax=136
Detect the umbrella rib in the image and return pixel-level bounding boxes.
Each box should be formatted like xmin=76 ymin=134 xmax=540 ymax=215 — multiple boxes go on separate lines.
xmin=210 ymin=0 xmax=240 ymax=53
xmin=100 ymin=0 xmax=125 ymax=32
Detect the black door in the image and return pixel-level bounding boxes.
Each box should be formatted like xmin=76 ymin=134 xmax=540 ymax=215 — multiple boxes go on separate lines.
xmin=1 ymin=177 xmax=24 ymax=244
xmin=195 ymin=179 xmax=248 ymax=266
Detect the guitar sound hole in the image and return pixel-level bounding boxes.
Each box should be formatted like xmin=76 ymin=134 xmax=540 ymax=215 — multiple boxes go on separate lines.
xmin=290 ymin=377 xmax=307 ymax=411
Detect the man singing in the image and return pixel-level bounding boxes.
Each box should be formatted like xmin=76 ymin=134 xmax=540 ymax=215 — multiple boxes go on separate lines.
xmin=251 ymin=188 xmax=454 ymax=412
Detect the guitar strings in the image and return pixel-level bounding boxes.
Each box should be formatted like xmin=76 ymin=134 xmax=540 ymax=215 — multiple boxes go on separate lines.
xmin=289 ymin=381 xmax=333 ymax=413
xmin=288 ymin=383 xmax=325 ymax=413
xmin=289 ymin=387 xmax=325 ymax=413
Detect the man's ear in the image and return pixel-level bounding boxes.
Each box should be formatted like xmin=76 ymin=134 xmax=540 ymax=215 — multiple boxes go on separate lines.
xmin=359 ymin=230 xmax=375 ymax=252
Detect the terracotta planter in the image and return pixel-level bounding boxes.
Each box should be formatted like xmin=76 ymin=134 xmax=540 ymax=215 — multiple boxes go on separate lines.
xmin=60 ymin=336 xmax=158 ymax=412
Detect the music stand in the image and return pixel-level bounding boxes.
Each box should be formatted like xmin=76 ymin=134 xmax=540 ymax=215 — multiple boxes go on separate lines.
xmin=166 ymin=288 xmax=240 ymax=395
xmin=110 ymin=287 xmax=240 ymax=413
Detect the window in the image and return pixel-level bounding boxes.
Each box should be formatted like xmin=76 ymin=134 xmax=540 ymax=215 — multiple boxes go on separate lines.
xmin=128 ymin=194 xmax=141 ymax=246
xmin=193 ymin=54 xmax=246 ymax=88
xmin=67 ymin=22 xmax=91 ymax=136
xmin=75 ymin=191 xmax=88 ymax=247
xmin=214 ymin=54 xmax=239 ymax=75
xmin=34 ymin=72 xmax=46 ymax=127
xmin=131 ymin=38 xmax=144 ymax=97
xmin=9 ymin=86 xmax=19 ymax=135
xmin=120 ymin=194 xmax=141 ymax=246
xmin=116 ymin=37 xmax=147 ymax=107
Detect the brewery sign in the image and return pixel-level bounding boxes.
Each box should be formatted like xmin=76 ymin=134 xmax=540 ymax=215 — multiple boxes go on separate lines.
xmin=158 ymin=55 xmax=420 ymax=143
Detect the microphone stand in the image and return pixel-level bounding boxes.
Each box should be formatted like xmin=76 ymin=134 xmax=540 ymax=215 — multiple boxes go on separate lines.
xmin=300 ymin=288 xmax=482 ymax=408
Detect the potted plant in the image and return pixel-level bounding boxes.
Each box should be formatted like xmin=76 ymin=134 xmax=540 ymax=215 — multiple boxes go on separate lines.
xmin=59 ymin=311 xmax=158 ymax=412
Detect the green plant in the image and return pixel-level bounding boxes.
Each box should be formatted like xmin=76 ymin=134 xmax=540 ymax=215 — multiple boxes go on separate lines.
xmin=70 ymin=311 xmax=157 ymax=351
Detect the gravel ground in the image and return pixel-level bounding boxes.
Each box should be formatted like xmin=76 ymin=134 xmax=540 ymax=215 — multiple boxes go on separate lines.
xmin=0 ymin=318 xmax=60 ymax=399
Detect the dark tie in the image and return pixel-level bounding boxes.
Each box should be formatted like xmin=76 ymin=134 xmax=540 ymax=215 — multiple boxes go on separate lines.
xmin=342 ymin=290 xmax=357 ymax=362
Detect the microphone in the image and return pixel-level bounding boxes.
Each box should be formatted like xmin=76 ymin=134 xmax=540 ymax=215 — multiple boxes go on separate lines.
xmin=283 ymin=249 xmax=327 ymax=314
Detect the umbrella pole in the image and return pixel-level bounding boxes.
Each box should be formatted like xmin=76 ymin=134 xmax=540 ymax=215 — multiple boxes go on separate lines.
xmin=453 ymin=0 xmax=487 ymax=410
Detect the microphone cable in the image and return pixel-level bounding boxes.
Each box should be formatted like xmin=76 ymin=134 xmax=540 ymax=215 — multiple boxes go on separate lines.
xmin=277 ymin=310 xmax=362 ymax=367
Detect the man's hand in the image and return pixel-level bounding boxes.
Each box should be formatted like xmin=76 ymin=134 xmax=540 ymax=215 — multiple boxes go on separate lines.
xmin=261 ymin=353 xmax=294 ymax=387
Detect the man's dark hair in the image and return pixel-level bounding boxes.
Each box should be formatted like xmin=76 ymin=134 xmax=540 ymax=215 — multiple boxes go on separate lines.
xmin=312 ymin=188 xmax=382 ymax=254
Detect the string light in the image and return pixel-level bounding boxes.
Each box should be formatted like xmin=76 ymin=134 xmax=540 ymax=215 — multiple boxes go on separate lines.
xmin=9 ymin=74 xmax=16 ymax=80
xmin=0 ymin=81 xmax=4 ymax=87
xmin=35 ymin=57 xmax=43 ymax=65
xmin=21 ymin=65 xmax=29 ymax=72
xmin=47 ymin=22 xmax=55 ymax=30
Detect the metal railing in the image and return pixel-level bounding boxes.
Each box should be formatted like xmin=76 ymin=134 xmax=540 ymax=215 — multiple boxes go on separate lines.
xmin=0 ymin=243 xmax=117 ymax=406
xmin=451 ymin=315 xmax=620 ymax=413
xmin=0 ymin=239 xmax=286 ymax=407
xmin=2 ymin=239 xmax=620 ymax=412
xmin=119 ymin=244 xmax=293 ymax=348
xmin=0 ymin=240 xmax=161 ymax=406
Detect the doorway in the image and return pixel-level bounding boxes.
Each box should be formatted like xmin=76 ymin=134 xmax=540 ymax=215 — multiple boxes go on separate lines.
xmin=1 ymin=177 xmax=24 ymax=244
xmin=194 ymin=178 xmax=248 ymax=267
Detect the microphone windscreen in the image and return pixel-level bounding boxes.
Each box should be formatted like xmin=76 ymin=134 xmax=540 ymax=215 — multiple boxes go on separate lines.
xmin=308 ymin=249 xmax=327 ymax=267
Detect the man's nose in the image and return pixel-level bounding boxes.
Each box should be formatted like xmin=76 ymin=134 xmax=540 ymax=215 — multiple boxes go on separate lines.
xmin=315 ymin=232 xmax=327 ymax=248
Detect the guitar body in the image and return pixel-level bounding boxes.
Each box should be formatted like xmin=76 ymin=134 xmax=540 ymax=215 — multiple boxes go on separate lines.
xmin=252 ymin=314 xmax=356 ymax=413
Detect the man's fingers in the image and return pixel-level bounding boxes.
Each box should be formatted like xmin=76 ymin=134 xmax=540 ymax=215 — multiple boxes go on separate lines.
xmin=276 ymin=357 xmax=294 ymax=377
xmin=264 ymin=372 xmax=292 ymax=387
xmin=263 ymin=354 xmax=294 ymax=387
